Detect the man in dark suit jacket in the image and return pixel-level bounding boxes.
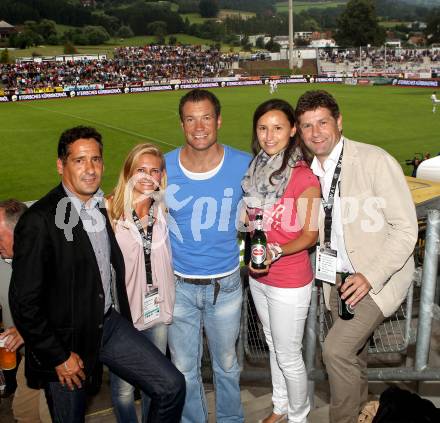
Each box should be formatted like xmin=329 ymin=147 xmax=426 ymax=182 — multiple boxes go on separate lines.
xmin=9 ymin=126 xmax=185 ymax=423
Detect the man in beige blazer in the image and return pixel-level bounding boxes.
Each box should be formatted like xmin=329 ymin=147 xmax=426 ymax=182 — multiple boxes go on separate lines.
xmin=295 ymin=90 xmax=418 ymax=423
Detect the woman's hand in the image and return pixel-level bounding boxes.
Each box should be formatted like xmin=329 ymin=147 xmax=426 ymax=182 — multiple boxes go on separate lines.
xmin=248 ymin=249 xmax=273 ymax=274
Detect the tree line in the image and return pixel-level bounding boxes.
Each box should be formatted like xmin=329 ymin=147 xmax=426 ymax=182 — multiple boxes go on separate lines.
xmin=1 ymin=0 xmax=440 ymax=49
xmin=0 ymin=0 xmax=185 ymax=36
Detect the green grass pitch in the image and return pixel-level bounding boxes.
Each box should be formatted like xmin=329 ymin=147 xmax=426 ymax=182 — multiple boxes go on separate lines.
xmin=1 ymin=83 xmax=439 ymax=201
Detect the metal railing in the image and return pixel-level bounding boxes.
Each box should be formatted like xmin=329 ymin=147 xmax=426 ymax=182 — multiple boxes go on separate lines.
xmin=233 ymin=209 xmax=440 ymax=405
xmin=303 ymin=209 xmax=440 ymax=407
xmin=318 ymin=282 xmax=414 ymax=354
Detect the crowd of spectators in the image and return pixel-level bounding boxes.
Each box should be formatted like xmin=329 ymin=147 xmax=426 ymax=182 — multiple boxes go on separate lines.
xmin=2 ymin=44 xmax=439 ymax=91
xmin=319 ymin=48 xmax=440 ymax=65
xmin=114 ymin=45 xmax=238 ymax=77
xmin=319 ymin=47 xmax=440 ymax=75
xmin=0 ymin=45 xmax=238 ymax=91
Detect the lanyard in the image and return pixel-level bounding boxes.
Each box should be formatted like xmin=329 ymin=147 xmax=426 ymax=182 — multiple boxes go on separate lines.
xmin=321 ymin=146 xmax=343 ymax=246
xmin=132 ymin=203 xmax=154 ymax=288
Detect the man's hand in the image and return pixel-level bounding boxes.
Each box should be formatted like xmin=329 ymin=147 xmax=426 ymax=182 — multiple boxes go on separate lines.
xmin=55 ymin=352 xmax=86 ymax=390
xmin=340 ymin=273 xmax=372 ymax=307
xmin=0 ymin=327 xmax=24 ymax=352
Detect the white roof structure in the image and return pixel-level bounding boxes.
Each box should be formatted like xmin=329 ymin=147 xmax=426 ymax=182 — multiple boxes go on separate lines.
xmin=310 ymin=39 xmax=337 ymax=48
xmin=0 ymin=21 xmax=14 ymax=29
xmin=417 ymin=156 xmax=440 ymax=183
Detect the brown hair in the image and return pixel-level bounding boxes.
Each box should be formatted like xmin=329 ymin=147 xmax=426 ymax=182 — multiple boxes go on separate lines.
xmin=0 ymin=199 xmax=28 ymax=229
xmin=179 ymin=89 xmax=221 ymax=121
xmin=58 ymin=126 xmax=103 ymax=162
xmin=295 ymin=90 xmax=340 ymax=122
xmin=251 ymin=99 xmax=312 ymax=184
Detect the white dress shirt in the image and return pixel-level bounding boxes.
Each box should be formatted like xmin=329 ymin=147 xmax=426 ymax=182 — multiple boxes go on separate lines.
xmin=310 ymin=137 xmax=355 ymax=273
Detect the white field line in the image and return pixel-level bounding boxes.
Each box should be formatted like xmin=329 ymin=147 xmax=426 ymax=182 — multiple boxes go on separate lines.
xmin=19 ymin=102 xmax=180 ymax=149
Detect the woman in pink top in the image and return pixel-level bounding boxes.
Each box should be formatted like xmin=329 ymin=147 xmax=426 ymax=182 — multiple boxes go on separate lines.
xmin=106 ymin=143 xmax=175 ymax=423
xmin=242 ymin=99 xmax=320 ymax=423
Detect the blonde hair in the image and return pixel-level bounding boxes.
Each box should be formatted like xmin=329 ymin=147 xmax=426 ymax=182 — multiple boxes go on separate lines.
xmin=107 ymin=143 xmax=166 ymax=227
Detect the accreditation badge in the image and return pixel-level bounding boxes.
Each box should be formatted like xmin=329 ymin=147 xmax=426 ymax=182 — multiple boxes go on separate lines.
xmin=315 ymin=246 xmax=337 ymax=285
xmin=143 ymin=287 xmax=160 ymax=325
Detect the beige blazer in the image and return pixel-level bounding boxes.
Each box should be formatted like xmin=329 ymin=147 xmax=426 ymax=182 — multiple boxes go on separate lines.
xmin=319 ymin=138 xmax=418 ymax=317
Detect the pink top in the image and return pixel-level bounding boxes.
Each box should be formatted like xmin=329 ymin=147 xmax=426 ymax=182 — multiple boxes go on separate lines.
xmin=114 ymin=204 xmax=175 ymax=331
xmin=256 ymin=163 xmax=320 ymax=288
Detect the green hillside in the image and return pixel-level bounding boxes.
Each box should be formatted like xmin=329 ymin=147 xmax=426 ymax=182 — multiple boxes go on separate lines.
xmin=276 ymin=1 xmax=346 ymax=13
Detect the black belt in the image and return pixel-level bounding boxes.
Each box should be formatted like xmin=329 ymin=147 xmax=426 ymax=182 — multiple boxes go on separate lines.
xmin=177 ymin=276 xmax=221 ymax=305
xmin=178 ymin=277 xmax=212 ymax=285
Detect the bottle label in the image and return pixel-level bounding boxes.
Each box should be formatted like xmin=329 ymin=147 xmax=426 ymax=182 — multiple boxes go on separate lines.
xmin=251 ymin=244 xmax=266 ymax=264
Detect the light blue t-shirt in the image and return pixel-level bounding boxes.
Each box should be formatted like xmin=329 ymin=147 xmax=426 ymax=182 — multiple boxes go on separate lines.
xmin=165 ymin=145 xmax=251 ymax=277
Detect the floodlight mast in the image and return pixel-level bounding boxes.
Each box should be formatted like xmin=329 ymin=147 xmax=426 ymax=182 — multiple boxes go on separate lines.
xmin=289 ymin=0 xmax=294 ymax=70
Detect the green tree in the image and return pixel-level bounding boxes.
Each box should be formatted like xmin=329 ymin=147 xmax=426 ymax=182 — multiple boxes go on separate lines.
xmin=240 ymin=35 xmax=252 ymax=51
xmin=218 ymin=0 xmax=275 ymax=15
xmin=110 ymin=1 xmax=184 ymax=36
xmin=425 ymin=8 xmax=440 ymax=44
xmin=92 ymin=12 xmax=120 ymax=36
xmin=175 ymin=0 xmax=199 ymax=13
xmin=46 ymin=34 xmax=60 ymax=45
xmin=168 ymin=35 xmax=177 ymax=45
xmin=255 ymin=36 xmax=265 ymax=49
xmin=199 ymin=0 xmax=219 ymax=18
xmin=265 ymin=37 xmax=280 ymax=52
xmin=146 ymin=20 xmax=167 ymax=36
xmin=14 ymin=20 xmax=59 ymax=46
xmin=183 ymin=17 xmax=191 ymax=32
xmin=67 ymin=29 xmax=89 ymax=46
xmin=13 ymin=30 xmax=43 ymax=49
xmin=243 ymin=42 xmax=252 ymax=52
xmin=35 ymin=19 xmax=57 ymax=40
xmin=303 ymin=18 xmax=320 ymax=32
xmin=116 ymin=25 xmax=134 ymax=38
xmin=83 ymin=26 xmax=110 ymax=44
xmin=0 ymin=48 xmax=10 ymax=64
xmin=335 ymin=0 xmax=385 ymax=47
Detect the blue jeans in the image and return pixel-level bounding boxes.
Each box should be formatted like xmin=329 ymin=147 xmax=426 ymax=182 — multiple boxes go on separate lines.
xmin=45 ymin=310 xmax=185 ymax=423
xmin=44 ymin=381 xmax=86 ymax=423
xmin=110 ymin=323 xmax=168 ymax=423
xmin=168 ymin=270 xmax=244 ymax=423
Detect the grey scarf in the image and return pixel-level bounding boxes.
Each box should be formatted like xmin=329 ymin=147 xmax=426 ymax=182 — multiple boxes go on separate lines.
xmin=241 ymin=147 xmax=303 ymax=210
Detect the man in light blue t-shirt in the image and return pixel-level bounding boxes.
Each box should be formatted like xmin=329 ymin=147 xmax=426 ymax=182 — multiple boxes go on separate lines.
xmin=166 ymin=89 xmax=250 ymax=423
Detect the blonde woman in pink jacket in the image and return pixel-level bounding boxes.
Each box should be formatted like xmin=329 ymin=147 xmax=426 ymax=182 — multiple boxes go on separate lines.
xmin=107 ymin=143 xmax=175 ymax=423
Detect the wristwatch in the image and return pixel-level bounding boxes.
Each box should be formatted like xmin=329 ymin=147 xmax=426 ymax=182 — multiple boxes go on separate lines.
xmin=268 ymin=243 xmax=283 ymax=262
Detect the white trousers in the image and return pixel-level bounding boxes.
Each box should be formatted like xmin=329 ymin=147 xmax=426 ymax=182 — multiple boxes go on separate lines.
xmin=249 ymin=277 xmax=312 ymax=423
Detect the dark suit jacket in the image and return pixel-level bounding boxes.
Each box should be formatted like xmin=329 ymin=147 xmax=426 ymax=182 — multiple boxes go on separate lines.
xmin=9 ymin=184 xmax=131 ymax=388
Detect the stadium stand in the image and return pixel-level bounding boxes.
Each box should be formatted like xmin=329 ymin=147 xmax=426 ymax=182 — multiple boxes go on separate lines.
xmin=318 ymin=47 xmax=440 ymax=76
xmin=0 ymin=45 xmax=238 ymax=90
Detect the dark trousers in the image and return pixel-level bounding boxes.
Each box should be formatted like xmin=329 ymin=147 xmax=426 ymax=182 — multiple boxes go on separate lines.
xmin=44 ymin=309 xmax=185 ymax=423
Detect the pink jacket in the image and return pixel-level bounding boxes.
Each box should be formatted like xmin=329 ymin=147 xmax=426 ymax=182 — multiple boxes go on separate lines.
xmin=115 ymin=205 xmax=175 ymax=330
